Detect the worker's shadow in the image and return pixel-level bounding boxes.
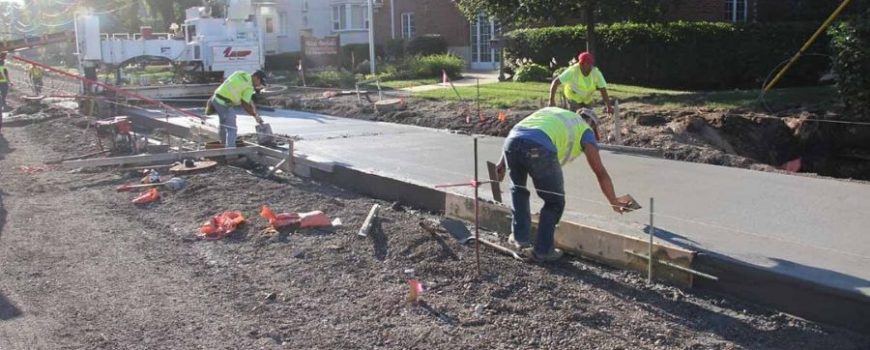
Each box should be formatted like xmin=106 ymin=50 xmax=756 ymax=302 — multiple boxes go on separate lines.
xmin=0 ymin=134 xmax=14 ymax=161
xmin=369 ymin=218 xmax=389 ymax=261
xmin=0 ymin=292 xmax=23 ymax=320
xmin=0 ymin=189 xmax=7 ymax=239
xmin=644 ymin=225 xmax=699 ymax=251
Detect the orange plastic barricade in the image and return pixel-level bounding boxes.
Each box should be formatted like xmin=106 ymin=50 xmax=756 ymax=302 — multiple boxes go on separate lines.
xmin=198 ymin=211 xmax=246 ymax=239
xmin=131 ymin=188 xmax=160 ymax=204
xmin=259 ymin=205 xmax=300 ymax=228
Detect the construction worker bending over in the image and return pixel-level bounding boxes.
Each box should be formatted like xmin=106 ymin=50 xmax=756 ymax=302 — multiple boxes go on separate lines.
xmin=28 ymin=64 xmax=44 ymax=96
xmin=206 ymin=70 xmax=267 ymax=148
xmin=548 ymin=52 xmax=613 ymax=116
xmin=0 ymin=53 xmax=10 ymax=129
xmin=496 ymin=107 xmax=631 ymax=262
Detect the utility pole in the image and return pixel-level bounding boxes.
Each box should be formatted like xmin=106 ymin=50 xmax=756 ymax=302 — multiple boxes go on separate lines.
xmin=368 ymin=0 xmax=376 ymax=75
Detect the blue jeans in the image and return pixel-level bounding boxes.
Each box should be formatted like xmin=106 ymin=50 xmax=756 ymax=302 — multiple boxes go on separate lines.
xmin=0 ymin=83 xmax=8 ymax=109
xmin=210 ymin=97 xmax=237 ymax=148
xmin=504 ymin=137 xmax=565 ymax=256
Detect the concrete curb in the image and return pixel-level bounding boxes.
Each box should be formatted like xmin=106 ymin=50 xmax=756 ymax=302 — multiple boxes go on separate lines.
xmin=123 ymin=107 xmax=869 ymax=334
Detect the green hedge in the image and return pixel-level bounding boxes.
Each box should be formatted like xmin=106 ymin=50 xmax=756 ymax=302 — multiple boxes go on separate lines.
xmin=340 ymin=44 xmax=385 ymax=70
xmin=513 ymin=63 xmax=550 ymax=82
xmin=265 ymin=52 xmax=302 ymax=71
xmin=407 ymin=54 xmax=464 ymax=79
xmin=406 ymin=35 xmax=448 ymax=56
xmin=829 ymin=10 xmax=870 ymax=119
xmin=506 ymin=22 xmax=831 ymax=89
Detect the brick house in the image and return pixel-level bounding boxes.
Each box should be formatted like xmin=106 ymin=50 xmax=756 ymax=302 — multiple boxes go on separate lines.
xmin=371 ymin=0 xmax=502 ymax=70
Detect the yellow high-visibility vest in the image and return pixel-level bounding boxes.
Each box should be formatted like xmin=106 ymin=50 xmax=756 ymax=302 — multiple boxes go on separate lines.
xmin=515 ymin=107 xmax=592 ymax=165
xmin=213 ymin=71 xmax=255 ymax=106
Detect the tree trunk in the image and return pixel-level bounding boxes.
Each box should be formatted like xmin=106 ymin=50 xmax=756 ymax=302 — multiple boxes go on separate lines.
xmin=584 ymin=0 xmax=597 ymax=56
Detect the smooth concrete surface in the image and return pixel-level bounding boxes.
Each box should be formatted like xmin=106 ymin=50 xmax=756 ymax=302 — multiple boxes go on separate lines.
xmin=130 ymin=107 xmax=870 ymax=301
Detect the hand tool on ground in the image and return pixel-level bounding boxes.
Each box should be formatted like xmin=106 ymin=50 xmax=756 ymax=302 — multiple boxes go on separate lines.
xmin=468 ymin=236 xmax=524 ymax=261
xmin=116 ymin=177 xmax=187 ymax=192
xmin=255 ymin=121 xmax=276 ymax=146
xmin=486 ymin=161 xmax=503 ymax=203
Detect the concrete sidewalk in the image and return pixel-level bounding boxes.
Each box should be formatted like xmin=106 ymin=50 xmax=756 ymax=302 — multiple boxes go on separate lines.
xmin=124 ymin=106 xmax=870 ymax=330
xmin=401 ymin=70 xmax=501 ymax=93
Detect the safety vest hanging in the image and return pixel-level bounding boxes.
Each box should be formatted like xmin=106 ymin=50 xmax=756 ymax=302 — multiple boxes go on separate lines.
xmin=515 ymin=107 xmax=592 ymax=165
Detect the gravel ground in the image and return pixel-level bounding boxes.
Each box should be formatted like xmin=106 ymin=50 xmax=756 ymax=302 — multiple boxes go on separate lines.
xmin=0 ymin=105 xmax=868 ymax=349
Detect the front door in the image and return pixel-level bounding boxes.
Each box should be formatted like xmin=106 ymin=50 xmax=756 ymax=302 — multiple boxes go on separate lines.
xmin=471 ymin=14 xmax=499 ymax=71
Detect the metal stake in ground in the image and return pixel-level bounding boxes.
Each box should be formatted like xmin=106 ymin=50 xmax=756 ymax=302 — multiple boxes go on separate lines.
xmin=474 ymin=137 xmax=481 ymax=276
xmin=648 ymin=197 xmax=655 ymax=284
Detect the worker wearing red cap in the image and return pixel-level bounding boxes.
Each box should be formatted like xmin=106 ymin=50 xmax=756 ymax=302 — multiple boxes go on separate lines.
xmin=548 ymin=52 xmax=612 ymax=120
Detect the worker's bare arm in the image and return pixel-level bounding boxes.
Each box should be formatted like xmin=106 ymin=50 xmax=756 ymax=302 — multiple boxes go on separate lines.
xmin=584 ymin=143 xmax=629 ymax=213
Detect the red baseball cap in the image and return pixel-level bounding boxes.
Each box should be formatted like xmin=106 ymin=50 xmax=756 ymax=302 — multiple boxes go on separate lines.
xmin=578 ymin=52 xmax=594 ymax=65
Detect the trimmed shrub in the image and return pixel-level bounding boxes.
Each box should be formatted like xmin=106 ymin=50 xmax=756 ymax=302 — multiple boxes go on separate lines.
xmin=406 ymin=35 xmax=448 ymax=56
xmin=265 ymin=52 xmax=302 ymax=71
xmin=506 ymin=21 xmax=831 ymax=89
xmin=406 ymin=54 xmax=464 ymax=79
xmin=309 ymin=70 xmax=356 ymax=88
xmin=829 ymin=10 xmax=870 ymax=119
xmin=340 ymin=44 xmax=384 ymax=70
xmin=513 ymin=63 xmax=551 ymax=82
xmin=385 ymin=39 xmax=406 ymax=61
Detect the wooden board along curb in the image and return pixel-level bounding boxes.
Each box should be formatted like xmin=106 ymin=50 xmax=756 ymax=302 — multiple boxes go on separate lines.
xmin=444 ymin=192 xmax=696 ymax=287
xmin=61 ymin=147 xmax=255 ymax=169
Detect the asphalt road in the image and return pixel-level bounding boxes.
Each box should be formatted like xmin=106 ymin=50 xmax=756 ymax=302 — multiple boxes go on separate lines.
xmin=137 ymin=107 xmax=870 ymax=300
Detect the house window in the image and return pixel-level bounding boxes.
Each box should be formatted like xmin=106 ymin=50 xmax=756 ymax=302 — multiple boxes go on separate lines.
xmin=265 ymin=17 xmax=274 ymax=33
xmin=332 ymin=5 xmax=345 ymax=30
xmin=725 ymin=0 xmax=748 ymax=22
xmin=351 ymin=4 xmax=366 ymax=29
xmin=279 ymin=11 xmax=288 ymax=34
xmin=332 ymin=3 xmax=369 ymax=31
xmin=401 ymin=12 xmax=415 ymax=38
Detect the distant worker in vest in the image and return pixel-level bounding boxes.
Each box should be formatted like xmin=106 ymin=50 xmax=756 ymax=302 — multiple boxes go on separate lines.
xmin=495 ymin=107 xmax=633 ymax=262
xmin=548 ymin=52 xmax=613 ymax=117
xmin=28 ymin=64 xmax=44 ymax=96
xmin=0 ymin=53 xmax=10 ymax=128
xmin=206 ymin=70 xmax=266 ymax=148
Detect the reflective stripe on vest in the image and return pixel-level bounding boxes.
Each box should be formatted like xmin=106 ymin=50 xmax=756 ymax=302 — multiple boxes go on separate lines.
xmin=553 ymin=112 xmax=582 ymax=164
xmin=213 ymin=71 xmax=252 ymax=106
xmin=515 ymin=107 xmax=592 ymax=165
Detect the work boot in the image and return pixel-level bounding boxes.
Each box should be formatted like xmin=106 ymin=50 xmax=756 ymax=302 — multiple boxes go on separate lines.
xmin=508 ymin=234 xmax=530 ymax=250
xmin=521 ymin=248 xmax=564 ymax=263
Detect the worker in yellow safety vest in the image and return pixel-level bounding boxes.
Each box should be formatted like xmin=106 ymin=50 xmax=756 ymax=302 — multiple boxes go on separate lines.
xmin=206 ymin=70 xmax=267 ymax=148
xmin=495 ymin=107 xmax=632 ymax=262
xmin=28 ymin=64 xmax=44 ymax=96
xmin=548 ymin=52 xmax=612 ymax=118
xmin=0 ymin=52 xmax=10 ymax=130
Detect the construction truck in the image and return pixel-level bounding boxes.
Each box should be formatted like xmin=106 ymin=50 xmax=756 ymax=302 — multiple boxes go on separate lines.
xmin=76 ymin=0 xmax=268 ymax=88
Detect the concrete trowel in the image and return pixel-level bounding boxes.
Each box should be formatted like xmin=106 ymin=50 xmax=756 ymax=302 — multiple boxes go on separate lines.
xmin=255 ymin=122 xmax=276 ymax=146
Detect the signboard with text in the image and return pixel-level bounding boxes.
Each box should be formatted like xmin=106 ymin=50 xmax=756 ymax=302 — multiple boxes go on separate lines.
xmin=302 ymin=36 xmax=340 ymax=68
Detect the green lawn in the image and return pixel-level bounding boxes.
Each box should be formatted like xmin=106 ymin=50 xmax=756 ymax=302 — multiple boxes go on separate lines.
xmin=414 ymin=81 xmax=835 ymax=110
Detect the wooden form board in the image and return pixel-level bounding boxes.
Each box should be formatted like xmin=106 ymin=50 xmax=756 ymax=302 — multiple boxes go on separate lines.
xmin=61 ymin=147 xmax=255 ymax=169
xmin=444 ymin=193 xmax=696 ymax=287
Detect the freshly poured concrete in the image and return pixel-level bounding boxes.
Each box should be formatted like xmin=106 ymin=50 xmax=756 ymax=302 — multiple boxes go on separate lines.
xmin=132 ymin=107 xmax=870 ymax=299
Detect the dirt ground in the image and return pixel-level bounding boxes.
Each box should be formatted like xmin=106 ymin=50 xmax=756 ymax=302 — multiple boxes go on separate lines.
xmin=1 ymin=105 xmax=869 ymax=349
xmin=273 ymin=90 xmax=870 ymax=180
